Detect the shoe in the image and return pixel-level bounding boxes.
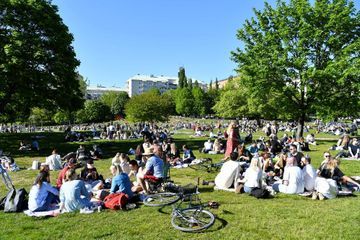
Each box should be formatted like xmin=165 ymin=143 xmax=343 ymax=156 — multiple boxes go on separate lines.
xmin=318 ymin=192 xmax=325 ymax=201
xmin=126 ymin=203 xmax=137 ymax=210
xmin=80 ymin=207 xmax=94 ymax=214
xmin=312 ymin=192 xmax=318 ymax=200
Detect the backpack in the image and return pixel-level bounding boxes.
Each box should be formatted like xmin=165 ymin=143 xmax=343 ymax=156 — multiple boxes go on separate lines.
xmin=103 ymin=193 xmax=128 ymax=210
xmin=3 ymin=188 xmax=28 ymax=212
xmin=250 ymin=187 xmax=270 ymax=199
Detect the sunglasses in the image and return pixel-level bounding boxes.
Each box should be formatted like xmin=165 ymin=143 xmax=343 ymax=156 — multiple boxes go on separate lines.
xmin=325 ymin=155 xmax=331 ymax=158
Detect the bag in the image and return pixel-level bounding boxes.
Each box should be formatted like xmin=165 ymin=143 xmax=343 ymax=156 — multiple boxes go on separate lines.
xmin=250 ymin=187 xmax=270 ymax=199
xmin=32 ymin=160 xmax=40 ymax=170
xmin=4 ymin=188 xmax=28 ymax=212
xmin=103 ymin=193 xmax=128 ymax=210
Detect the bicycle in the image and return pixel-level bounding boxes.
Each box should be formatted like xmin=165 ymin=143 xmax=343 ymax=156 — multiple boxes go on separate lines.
xmin=143 ymin=184 xmax=215 ymax=232
xmin=188 ymin=158 xmax=223 ymax=173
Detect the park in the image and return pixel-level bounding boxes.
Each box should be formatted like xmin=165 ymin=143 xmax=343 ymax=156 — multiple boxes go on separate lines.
xmin=0 ymin=0 xmax=359 ymax=239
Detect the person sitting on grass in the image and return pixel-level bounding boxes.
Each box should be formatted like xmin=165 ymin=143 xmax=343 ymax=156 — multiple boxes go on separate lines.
xmin=56 ymin=158 xmax=77 ymax=189
xmin=109 ymin=163 xmax=133 ymax=199
xmin=348 ymin=138 xmax=359 ymax=159
xmin=45 ymin=148 xmax=62 ymax=171
xmin=80 ymin=159 xmax=103 ymax=192
xmin=301 ymin=156 xmax=316 ymax=192
xmin=59 ymin=169 xmax=93 ymax=213
xmin=201 ymin=139 xmax=213 ymax=153
xmin=242 ymin=157 xmax=263 ymax=193
xmin=166 ymin=142 xmax=181 ymax=166
xmin=272 ymin=157 xmax=304 ymax=194
xmin=137 ymin=148 xmax=164 ymax=194
xmin=214 ymin=152 xmax=242 ymax=190
xmin=28 ymin=171 xmax=59 ymax=212
xmin=128 ymin=160 xmax=143 ymax=192
xmin=119 ymin=153 xmax=131 ymax=174
xmin=237 ymin=143 xmax=252 ymax=163
xmin=314 ymin=158 xmax=360 ymax=200
xmin=182 ymin=145 xmax=196 ymax=164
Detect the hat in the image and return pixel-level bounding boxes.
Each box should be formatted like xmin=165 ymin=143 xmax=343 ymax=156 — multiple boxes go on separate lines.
xmin=143 ymin=148 xmax=155 ymax=156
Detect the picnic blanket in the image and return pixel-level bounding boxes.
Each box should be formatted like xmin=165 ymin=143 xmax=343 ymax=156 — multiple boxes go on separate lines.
xmin=24 ymin=209 xmax=60 ymax=217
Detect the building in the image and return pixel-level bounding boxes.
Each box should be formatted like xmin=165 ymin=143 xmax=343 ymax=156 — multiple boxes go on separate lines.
xmin=127 ymin=74 xmax=207 ymax=97
xmin=209 ymin=76 xmax=235 ymax=89
xmin=86 ymin=85 xmax=127 ymax=100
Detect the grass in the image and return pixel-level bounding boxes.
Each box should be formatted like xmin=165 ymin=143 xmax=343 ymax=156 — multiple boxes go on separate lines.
xmin=0 ymin=130 xmax=360 ymax=240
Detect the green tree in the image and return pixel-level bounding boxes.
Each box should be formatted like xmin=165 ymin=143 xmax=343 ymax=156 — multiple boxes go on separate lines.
xmin=28 ymin=107 xmax=51 ymax=126
xmin=0 ymin=0 xmax=84 ymax=122
xmin=232 ymin=0 xmax=360 ymax=137
xmin=188 ymin=78 xmax=193 ymax=90
xmin=111 ymin=92 xmax=129 ymax=117
xmin=76 ymin=100 xmax=111 ymax=123
xmin=178 ymin=67 xmax=187 ymax=88
xmin=215 ymin=78 xmax=219 ymax=91
xmin=192 ymin=87 xmax=206 ymax=116
xmin=125 ymin=90 xmax=173 ymax=122
xmin=175 ymin=88 xmax=194 ymax=116
xmin=53 ymin=110 xmax=70 ymax=125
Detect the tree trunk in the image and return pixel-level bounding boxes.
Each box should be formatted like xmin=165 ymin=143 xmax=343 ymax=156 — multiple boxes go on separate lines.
xmin=296 ymin=113 xmax=305 ymax=139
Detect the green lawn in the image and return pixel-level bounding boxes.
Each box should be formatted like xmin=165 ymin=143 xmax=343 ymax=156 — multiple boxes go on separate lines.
xmin=0 ymin=130 xmax=359 ymax=240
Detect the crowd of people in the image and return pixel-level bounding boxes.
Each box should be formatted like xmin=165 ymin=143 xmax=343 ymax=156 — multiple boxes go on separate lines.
xmin=1 ymin=118 xmax=359 ymax=216
xmin=213 ymin=121 xmax=360 ymax=200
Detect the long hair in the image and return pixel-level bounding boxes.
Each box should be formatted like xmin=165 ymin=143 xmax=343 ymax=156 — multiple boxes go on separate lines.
xmin=34 ymin=171 xmax=49 ymax=188
xmin=111 ymin=163 xmax=123 ymax=176
xmin=65 ymin=169 xmax=77 ymax=182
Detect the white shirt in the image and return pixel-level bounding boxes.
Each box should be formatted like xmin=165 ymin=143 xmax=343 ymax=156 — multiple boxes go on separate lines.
xmin=302 ymin=164 xmax=316 ymax=191
xmin=244 ymin=168 xmax=262 ymax=188
xmin=204 ymin=141 xmax=213 ymax=150
xmin=279 ymin=166 xmax=304 ymax=194
xmin=45 ymin=154 xmax=62 ymax=171
xmin=215 ymin=160 xmax=241 ymax=189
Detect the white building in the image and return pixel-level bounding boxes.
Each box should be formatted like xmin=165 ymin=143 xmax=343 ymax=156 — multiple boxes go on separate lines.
xmin=127 ymin=74 xmax=207 ymax=97
xmin=86 ymin=85 xmax=127 ymax=100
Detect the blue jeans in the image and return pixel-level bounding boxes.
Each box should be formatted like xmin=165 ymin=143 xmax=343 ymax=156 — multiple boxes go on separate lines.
xmin=272 ymin=183 xmax=280 ymax=192
xmin=244 ymin=186 xmax=253 ymax=193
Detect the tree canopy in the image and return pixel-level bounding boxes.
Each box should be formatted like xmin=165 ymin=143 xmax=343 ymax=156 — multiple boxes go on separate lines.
xmin=231 ymin=0 xmax=360 ymax=137
xmin=0 ymin=0 xmax=83 ymax=122
xmin=125 ymin=90 xmax=173 ymax=122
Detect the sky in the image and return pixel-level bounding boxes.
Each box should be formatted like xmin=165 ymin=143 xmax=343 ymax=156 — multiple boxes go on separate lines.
xmin=51 ymin=0 xmax=359 ymax=89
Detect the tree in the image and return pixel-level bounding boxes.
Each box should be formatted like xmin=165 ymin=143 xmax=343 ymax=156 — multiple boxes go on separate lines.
xmin=111 ymin=92 xmax=129 ymax=117
xmin=76 ymin=100 xmax=111 ymax=123
xmin=0 ymin=0 xmax=84 ymax=122
xmin=232 ymin=0 xmax=360 ymax=137
xmin=53 ymin=110 xmax=70 ymax=125
xmin=215 ymin=78 xmax=219 ymax=91
xmin=178 ymin=67 xmax=188 ymax=88
xmin=125 ymin=90 xmax=173 ymax=122
xmin=178 ymin=67 xmax=187 ymax=88
xmin=188 ymin=78 xmax=193 ymax=90
xmin=28 ymin=107 xmax=51 ymax=126
xmin=175 ymin=88 xmax=194 ymax=116
xmin=192 ymin=86 xmax=206 ymax=116
xmin=209 ymin=80 xmax=213 ymax=91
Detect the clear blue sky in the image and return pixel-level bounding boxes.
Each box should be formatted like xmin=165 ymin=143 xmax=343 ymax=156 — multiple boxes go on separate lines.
xmin=51 ymin=0 xmax=359 ymax=88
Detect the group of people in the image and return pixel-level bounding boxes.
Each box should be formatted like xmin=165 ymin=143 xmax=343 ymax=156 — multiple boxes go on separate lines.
xmin=27 ymin=140 xmax=167 ymax=213
xmin=214 ymin=124 xmax=360 ymax=200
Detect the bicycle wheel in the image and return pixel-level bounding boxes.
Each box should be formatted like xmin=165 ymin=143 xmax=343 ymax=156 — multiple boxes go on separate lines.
xmin=143 ymin=192 xmax=180 ymax=207
xmin=171 ymin=208 xmax=215 ymax=232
